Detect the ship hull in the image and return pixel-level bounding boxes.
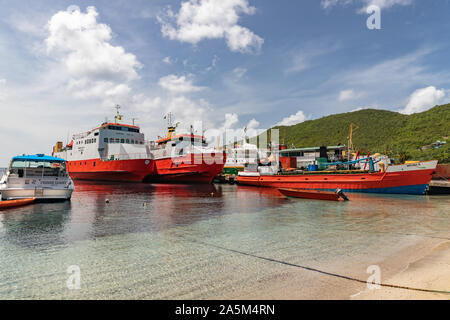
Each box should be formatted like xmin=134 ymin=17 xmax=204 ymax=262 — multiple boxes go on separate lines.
xmin=67 ymin=158 xmax=155 ymax=182
xmin=237 ymin=161 xmax=437 ymax=195
xmin=1 ymin=188 xmax=72 ymax=201
xmin=146 ymin=152 xmax=226 ymax=184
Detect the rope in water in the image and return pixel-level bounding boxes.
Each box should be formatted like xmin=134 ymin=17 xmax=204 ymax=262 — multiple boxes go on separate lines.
xmin=179 ymin=236 xmax=450 ymax=295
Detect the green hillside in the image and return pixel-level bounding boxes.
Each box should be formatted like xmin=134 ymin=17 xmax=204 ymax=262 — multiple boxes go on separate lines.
xmin=268 ymin=103 xmax=450 ymax=163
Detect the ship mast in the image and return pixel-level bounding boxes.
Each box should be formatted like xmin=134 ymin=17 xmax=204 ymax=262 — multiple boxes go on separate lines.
xmin=347 ymin=123 xmax=359 ymax=161
xmin=114 ymin=104 xmax=123 ymax=123
xmin=165 ymin=112 xmax=176 ymax=139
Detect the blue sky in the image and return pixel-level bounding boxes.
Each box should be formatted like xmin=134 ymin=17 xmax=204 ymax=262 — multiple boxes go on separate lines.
xmin=1 ymin=0 xmax=450 ymax=166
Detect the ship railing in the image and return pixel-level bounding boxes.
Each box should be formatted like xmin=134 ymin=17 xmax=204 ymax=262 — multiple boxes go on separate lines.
xmin=72 ymin=132 xmax=90 ymax=140
xmin=102 ymin=153 xmax=152 ymax=161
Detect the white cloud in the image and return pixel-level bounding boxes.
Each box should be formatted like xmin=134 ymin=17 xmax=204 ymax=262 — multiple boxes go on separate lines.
xmin=339 ymin=89 xmax=363 ymax=101
xmin=321 ymin=0 xmax=413 ymax=11
xmin=0 ymin=78 xmax=6 ymax=101
xmin=276 ymin=110 xmax=308 ymax=126
xmin=232 ymin=67 xmax=247 ymax=78
xmin=158 ymin=74 xmax=205 ymax=93
xmin=206 ymin=113 xmax=263 ymax=145
xmin=400 ymin=86 xmax=446 ymax=115
xmin=223 ymin=113 xmax=239 ymax=129
xmin=285 ymin=41 xmax=341 ymax=74
xmin=158 ymin=0 xmax=263 ymax=53
xmin=162 ymin=56 xmax=173 ymax=64
xmin=206 ymin=55 xmax=219 ymax=72
xmin=45 ymin=6 xmax=142 ymax=101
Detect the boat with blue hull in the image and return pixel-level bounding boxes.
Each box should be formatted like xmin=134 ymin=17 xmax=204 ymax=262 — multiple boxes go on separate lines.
xmin=237 ymin=160 xmax=438 ymax=195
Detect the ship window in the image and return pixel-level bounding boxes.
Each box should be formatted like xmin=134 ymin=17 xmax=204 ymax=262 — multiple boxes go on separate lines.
xmin=104 ymin=138 xmax=108 ymax=143
xmin=94 ymin=138 xmax=96 ymax=143
xmin=115 ymin=138 xmax=120 ymax=143
xmin=94 ymin=132 xmax=99 ymax=136
xmin=93 ymin=162 xmax=96 ymax=167
xmin=140 ymin=141 xmax=143 ymax=144
xmin=131 ymin=140 xmax=134 ymax=144
xmin=121 ymin=139 xmax=125 ymax=143
xmin=110 ymin=138 xmax=114 ymax=143
xmin=126 ymin=139 xmax=130 ymax=143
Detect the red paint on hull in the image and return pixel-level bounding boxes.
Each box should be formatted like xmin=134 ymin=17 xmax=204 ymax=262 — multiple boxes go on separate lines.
xmin=278 ymin=188 xmax=340 ymax=201
xmin=238 ymin=163 xmax=435 ymax=192
xmin=147 ymin=152 xmax=226 ymax=184
xmin=67 ymin=158 xmax=155 ymax=182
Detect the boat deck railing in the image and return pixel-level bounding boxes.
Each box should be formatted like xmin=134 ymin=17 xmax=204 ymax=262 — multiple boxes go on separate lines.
xmin=102 ymin=153 xmax=152 ymax=161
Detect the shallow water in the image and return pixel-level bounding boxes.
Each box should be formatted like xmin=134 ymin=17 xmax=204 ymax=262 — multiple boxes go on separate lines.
xmin=0 ymin=182 xmax=449 ymax=299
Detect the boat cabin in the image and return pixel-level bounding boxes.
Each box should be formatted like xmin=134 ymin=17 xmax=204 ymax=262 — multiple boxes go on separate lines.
xmin=278 ymin=145 xmax=346 ymax=170
xmin=8 ymin=154 xmax=68 ymax=178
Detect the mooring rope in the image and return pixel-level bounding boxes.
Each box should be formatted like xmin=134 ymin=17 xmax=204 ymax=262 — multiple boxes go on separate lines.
xmin=178 ymin=236 xmax=450 ymax=295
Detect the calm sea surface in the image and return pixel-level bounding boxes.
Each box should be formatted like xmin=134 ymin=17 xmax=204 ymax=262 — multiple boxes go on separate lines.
xmin=0 ymin=181 xmax=449 ymax=299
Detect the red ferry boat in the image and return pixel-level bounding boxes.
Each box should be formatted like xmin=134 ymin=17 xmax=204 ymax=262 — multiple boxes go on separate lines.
xmin=145 ymin=114 xmax=226 ymax=184
xmin=53 ymin=109 xmax=225 ymax=184
xmin=53 ymin=107 xmax=155 ymax=182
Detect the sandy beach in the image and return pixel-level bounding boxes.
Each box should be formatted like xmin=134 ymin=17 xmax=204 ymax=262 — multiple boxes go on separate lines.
xmin=354 ymin=240 xmax=450 ymax=300
xmin=218 ymin=236 xmax=450 ymax=300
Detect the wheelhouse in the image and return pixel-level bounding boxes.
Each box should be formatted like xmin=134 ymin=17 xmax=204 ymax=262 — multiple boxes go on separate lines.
xmin=156 ymin=134 xmax=208 ymax=148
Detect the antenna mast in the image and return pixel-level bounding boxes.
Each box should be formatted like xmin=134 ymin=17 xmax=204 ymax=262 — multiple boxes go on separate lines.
xmin=165 ymin=112 xmax=176 ymax=139
xmin=347 ymin=123 xmax=359 ymax=161
xmin=114 ymin=104 xmax=123 ymax=123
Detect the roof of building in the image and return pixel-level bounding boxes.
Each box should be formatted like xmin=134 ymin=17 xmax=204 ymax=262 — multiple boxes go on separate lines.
xmin=280 ymin=145 xmax=346 ymax=153
xmin=12 ymin=154 xmax=66 ymax=162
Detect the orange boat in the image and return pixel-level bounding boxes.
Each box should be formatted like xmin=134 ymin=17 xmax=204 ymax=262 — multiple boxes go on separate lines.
xmin=278 ymin=188 xmax=348 ymax=201
xmin=0 ymin=198 xmax=35 ymax=210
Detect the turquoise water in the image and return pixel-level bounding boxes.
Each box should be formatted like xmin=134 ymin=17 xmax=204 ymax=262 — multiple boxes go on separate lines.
xmin=0 ymin=182 xmax=449 ymax=299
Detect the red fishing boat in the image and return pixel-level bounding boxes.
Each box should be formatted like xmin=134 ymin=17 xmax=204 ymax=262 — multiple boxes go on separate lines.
xmin=278 ymin=188 xmax=348 ymax=201
xmin=145 ymin=113 xmax=226 ymax=184
xmin=238 ymin=158 xmax=438 ymax=195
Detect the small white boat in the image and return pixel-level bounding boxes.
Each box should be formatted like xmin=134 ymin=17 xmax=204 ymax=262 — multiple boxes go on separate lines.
xmin=0 ymin=154 xmax=74 ymax=201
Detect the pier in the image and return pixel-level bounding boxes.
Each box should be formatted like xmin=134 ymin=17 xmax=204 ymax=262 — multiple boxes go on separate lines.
xmin=429 ymin=180 xmax=450 ymax=195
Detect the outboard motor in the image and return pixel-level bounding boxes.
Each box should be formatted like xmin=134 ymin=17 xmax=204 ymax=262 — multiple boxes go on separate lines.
xmin=335 ymin=188 xmax=349 ymax=201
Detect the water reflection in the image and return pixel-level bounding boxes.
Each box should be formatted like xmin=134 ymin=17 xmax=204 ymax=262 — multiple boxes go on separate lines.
xmin=0 ymin=181 xmax=449 ymax=299
xmin=0 ymin=201 xmax=72 ymax=248
xmin=0 ymin=182 xmax=289 ymax=248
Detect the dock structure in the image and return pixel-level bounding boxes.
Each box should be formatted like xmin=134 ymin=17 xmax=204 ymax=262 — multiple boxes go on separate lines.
xmin=429 ymin=164 xmax=450 ymax=194
xmin=428 ymin=180 xmax=450 ymax=195
xmin=214 ymin=173 xmax=237 ymax=184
